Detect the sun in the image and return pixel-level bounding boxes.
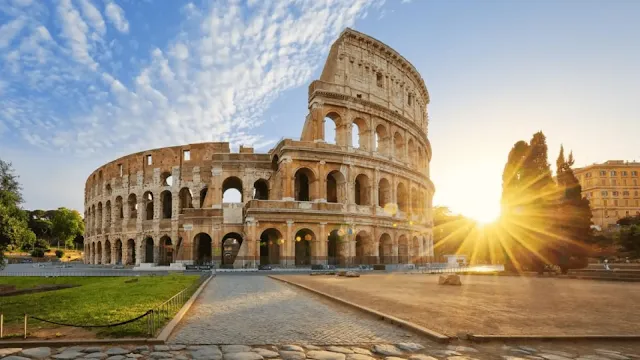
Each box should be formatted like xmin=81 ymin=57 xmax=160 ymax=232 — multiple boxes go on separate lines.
xmin=462 ymin=203 xmax=501 ymax=225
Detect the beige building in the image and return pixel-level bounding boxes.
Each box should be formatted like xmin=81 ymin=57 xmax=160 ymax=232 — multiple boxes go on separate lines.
xmin=82 ymin=28 xmax=435 ymax=268
xmin=575 ymin=160 xmax=640 ymax=230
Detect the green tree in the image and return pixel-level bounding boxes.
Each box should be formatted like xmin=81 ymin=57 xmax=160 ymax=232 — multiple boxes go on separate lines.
xmin=51 ymin=207 xmax=85 ymax=247
xmin=617 ymin=224 xmax=640 ymax=258
xmin=0 ymin=159 xmax=36 ymax=268
xmin=27 ymin=209 xmax=53 ymax=241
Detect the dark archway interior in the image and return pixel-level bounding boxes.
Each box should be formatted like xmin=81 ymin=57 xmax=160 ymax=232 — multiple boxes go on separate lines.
xmin=221 ymin=232 xmax=243 ymax=267
xmin=259 ymin=228 xmax=281 ymax=265
xmin=162 ymin=191 xmax=172 ymax=219
xmin=194 ymin=233 xmax=212 ymax=265
xmin=294 ymin=229 xmax=313 ymax=266
xmin=144 ymin=237 xmax=154 ymax=263
xmin=254 ymin=179 xmax=269 ymax=200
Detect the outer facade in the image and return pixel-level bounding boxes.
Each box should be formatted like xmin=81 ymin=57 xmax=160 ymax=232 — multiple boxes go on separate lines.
xmin=575 ymin=160 xmax=640 ymax=230
xmin=83 ymin=28 xmax=436 ymax=267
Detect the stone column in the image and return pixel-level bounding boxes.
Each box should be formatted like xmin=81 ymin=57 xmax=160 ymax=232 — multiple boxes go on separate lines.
xmin=318 ymin=222 xmax=327 ymax=265
xmin=135 ymin=236 xmax=143 ymax=265
xmin=286 ymin=220 xmax=294 ymax=267
xmin=317 ymin=161 xmax=326 ymax=202
xmin=282 ymin=158 xmax=294 ymax=201
xmin=392 ymin=235 xmax=399 ymax=264
xmin=210 ymin=167 xmax=222 ymax=209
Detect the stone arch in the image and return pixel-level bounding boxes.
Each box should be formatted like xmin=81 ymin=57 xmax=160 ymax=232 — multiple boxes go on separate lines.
xmin=104 ymin=239 xmax=112 ymax=264
xmin=179 ymin=187 xmax=193 ymax=212
xmin=106 ymin=183 xmax=112 ymax=196
xmin=90 ymin=242 xmax=95 ymax=264
xmin=194 ymin=233 xmax=212 ymax=264
xmin=412 ymin=236 xmax=421 ymax=263
xmin=378 ymin=177 xmax=391 ymax=208
xmin=161 ymin=190 xmax=172 ymax=219
xmin=397 ymin=182 xmax=408 ymax=213
xmin=221 ymin=232 xmax=243 ymax=267
xmin=128 ymin=194 xmax=137 ymax=219
xmin=161 ymin=171 xmax=173 ymax=187
xmin=97 ymin=202 xmax=103 ymax=230
xmin=253 ymin=179 xmax=269 ymax=200
xmin=143 ymin=191 xmax=154 ymax=220
xmin=324 ymin=112 xmax=342 ymax=145
xmin=200 ymin=186 xmax=208 ymax=208
xmin=259 ymin=228 xmax=282 ymax=265
xmin=294 ymin=167 xmax=317 ymax=201
xmin=91 ymin=205 xmax=96 ymax=232
xmin=394 ymin=131 xmax=404 ymax=161
xmin=327 ymin=229 xmax=348 ymax=266
xmin=379 ymin=233 xmax=392 ymax=264
xmin=126 ymin=239 xmax=136 ymax=265
xmin=104 ymin=200 xmax=112 ymax=227
xmin=271 ymin=155 xmax=279 ymax=172
xmin=159 ymin=235 xmax=173 ymax=265
xmin=351 ymin=117 xmax=369 ymax=150
xmin=375 ymin=124 xmax=389 ymax=154
xmin=144 ymin=236 xmax=154 ymax=263
xmin=398 ymin=235 xmax=409 ymax=264
xmin=411 ymin=187 xmax=419 ymax=214
xmin=355 ymin=230 xmax=373 ymax=265
xmin=326 ymin=170 xmax=346 ymax=203
xmin=96 ymin=241 xmax=103 ymax=264
xmin=408 ymin=138 xmax=417 ymax=166
xmin=115 ymin=196 xmax=124 ymax=219
xmin=294 ymin=228 xmax=314 ymax=266
xmin=115 ymin=239 xmax=123 ymax=264
xmin=354 ymin=173 xmax=371 ymax=205
xmin=222 ymin=176 xmax=243 ymax=203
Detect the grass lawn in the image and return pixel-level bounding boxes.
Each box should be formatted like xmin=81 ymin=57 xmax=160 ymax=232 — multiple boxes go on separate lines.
xmin=0 ymin=274 xmax=201 ymax=338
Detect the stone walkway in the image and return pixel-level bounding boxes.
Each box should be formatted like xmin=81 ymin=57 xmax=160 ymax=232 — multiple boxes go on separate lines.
xmin=168 ymin=275 xmax=419 ymax=345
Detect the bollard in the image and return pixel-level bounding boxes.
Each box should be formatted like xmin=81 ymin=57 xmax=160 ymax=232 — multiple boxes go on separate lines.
xmin=24 ymin=313 xmax=27 ymax=339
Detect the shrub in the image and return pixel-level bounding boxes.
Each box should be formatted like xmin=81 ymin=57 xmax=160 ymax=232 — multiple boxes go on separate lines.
xmin=55 ymin=249 xmax=64 ymax=258
xmin=31 ymin=249 xmax=45 ymax=258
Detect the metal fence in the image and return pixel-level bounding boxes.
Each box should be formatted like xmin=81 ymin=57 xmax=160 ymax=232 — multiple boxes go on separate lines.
xmin=0 ymin=273 xmax=211 ymax=339
xmin=0 ymin=270 xmax=171 ymax=277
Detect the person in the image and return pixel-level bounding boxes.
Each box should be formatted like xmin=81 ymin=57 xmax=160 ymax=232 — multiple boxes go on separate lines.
xmin=604 ymin=259 xmax=610 ymax=271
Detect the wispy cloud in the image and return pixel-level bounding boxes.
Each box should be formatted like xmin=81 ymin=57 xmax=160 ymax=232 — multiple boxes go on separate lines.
xmin=104 ymin=1 xmax=129 ymax=34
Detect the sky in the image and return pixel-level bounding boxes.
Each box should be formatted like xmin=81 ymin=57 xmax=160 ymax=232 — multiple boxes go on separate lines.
xmin=1 ymin=0 xmax=639 ymax=223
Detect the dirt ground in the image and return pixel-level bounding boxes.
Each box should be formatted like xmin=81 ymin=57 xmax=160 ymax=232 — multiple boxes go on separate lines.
xmin=276 ymin=273 xmax=640 ymax=336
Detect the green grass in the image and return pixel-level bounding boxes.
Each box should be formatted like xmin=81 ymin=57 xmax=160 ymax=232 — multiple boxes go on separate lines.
xmin=0 ymin=274 xmax=201 ymax=338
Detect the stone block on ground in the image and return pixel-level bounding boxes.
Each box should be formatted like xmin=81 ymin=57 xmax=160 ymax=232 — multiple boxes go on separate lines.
xmin=409 ymin=355 xmax=438 ymax=360
xmin=3 ymin=357 xmax=32 ymax=360
xmin=345 ymin=271 xmax=360 ymax=278
xmin=279 ymin=351 xmax=306 ymax=360
xmin=54 ymin=351 xmax=86 ymax=360
xmin=307 ymin=351 xmax=346 ymax=360
xmin=438 ymin=274 xmax=462 ymax=285
xmin=106 ymin=349 xmax=130 ymax=356
xmin=149 ymin=352 xmax=173 ymax=359
xmin=224 ymin=352 xmax=264 ymax=360
xmin=396 ymin=343 xmax=425 ymax=352
xmin=327 ymin=347 xmax=353 ymax=354
xmin=280 ymin=346 xmax=305 ymax=353
xmin=84 ymin=353 xmax=109 ymax=359
xmin=252 ymin=349 xmax=280 ymax=358
xmin=222 ymin=346 xmax=253 ymax=354
xmin=373 ymin=345 xmax=403 ymax=357
xmin=0 ymin=349 xmax=23 ymax=357
xmin=107 ymin=356 xmax=127 ymax=360
xmin=20 ymin=347 xmax=52 ymax=359
xmin=154 ymin=346 xmax=171 ymax=352
xmin=447 ymin=346 xmax=478 ymax=353
xmin=351 ymin=349 xmax=372 ymax=356
xmin=347 ymin=354 xmax=375 ymax=360
xmin=191 ymin=347 xmax=222 ymax=360
xmin=85 ymin=348 xmax=103 ymax=354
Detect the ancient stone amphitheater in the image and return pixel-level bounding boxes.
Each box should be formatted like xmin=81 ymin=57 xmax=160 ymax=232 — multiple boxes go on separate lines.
xmin=83 ymin=28 xmax=435 ymax=268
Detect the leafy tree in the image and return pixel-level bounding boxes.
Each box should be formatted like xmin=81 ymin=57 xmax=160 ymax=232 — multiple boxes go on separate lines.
xmin=55 ymin=249 xmax=64 ymax=258
xmin=617 ymin=224 xmax=640 ymax=258
xmin=51 ymin=207 xmax=85 ymax=247
xmin=27 ymin=210 xmax=53 ymax=241
xmin=0 ymin=159 xmax=36 ymax=268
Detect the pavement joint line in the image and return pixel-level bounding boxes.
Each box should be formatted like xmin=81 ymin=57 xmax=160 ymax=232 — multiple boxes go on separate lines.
xmin=268 ymin=275 xmax=450 ymax=344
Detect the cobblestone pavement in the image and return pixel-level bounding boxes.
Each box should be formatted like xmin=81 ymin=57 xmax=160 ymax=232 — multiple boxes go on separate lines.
xmin=167 ymin=275 xmax=420 ymax=345
xmin=3 ymin=342 xmax=640 ymax=360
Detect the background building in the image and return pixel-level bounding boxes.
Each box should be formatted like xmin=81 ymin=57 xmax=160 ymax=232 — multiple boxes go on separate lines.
xmin=575 ymin=160 xmax=640 ymax=230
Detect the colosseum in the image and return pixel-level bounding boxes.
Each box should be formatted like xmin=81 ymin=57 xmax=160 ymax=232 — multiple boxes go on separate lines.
xmin=83 ymin=28 xmax=435 ymax=268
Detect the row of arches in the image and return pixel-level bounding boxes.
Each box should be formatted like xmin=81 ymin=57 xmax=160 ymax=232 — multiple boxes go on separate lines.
xmin=323 ymin=113 xmax=429 ymax=171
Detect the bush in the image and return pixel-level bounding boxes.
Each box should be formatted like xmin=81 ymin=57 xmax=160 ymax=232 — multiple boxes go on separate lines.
xmin=31 ymin=249 xmax=45 ymax=258
xmin=55 ymin=249 xmax=64 ymax=258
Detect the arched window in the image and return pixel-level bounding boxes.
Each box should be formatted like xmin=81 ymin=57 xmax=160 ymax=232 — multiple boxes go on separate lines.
xmin=324 ymin=113 xmax=340 ymax=145
xmin=394 ymin=132 xmax=404 ymax=161
xmin=375 ymin=124 xmax=388 ymax=154
xmin=115 ymin=196 xmax=123 ymax=219
xmin=378 ymin=178 xmax=391 ymax=207
xmin=327 ymin=170 xmax=346 ymax=203
xmin=128 ymin=194 xmax=137 ymax=219
xmin=253 ymin=179 xmax=269 ymax=200
xmin=161 ymin=172 xmax=173 ymax=186
xmin=200 ymin=187 xmax=208 ymax=208
xmin=354 ymin=174 xmax=371 ymax=205
xmin=222 ymin=176 xmax=243 ymax=203
xmin=408 ymin=139 xmax=417 ymax=166
xmin=295 ymin=168 xmax=315 ymax=201
xmin=161 ymin=190 xmax=172 ymax=219
xmin=143 ymin=191 xmax=154 ymax=220
xmin=397 ymin=182 xmax=407 ymax=212
xmin=179 ymin=188 xmax=193 ymax=212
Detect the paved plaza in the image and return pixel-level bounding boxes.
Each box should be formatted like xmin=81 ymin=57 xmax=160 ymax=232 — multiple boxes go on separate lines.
xmin=168 ymin=275 xmax=420 ymax=345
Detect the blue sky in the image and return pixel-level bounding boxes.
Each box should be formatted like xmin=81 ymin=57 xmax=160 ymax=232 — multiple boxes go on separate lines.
xmin=1 ymin=0 xmax=639 ymax=221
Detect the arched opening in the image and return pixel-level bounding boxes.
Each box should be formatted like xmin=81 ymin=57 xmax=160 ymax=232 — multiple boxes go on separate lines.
xmin=355 ymin=231 xmax=372 ymax=265
xmin=104 ymin=240 xmax=112 ymax=264
xmin=161 ymin=172 xmax=173 ymax=186
xmin=378 ymin=178 xmax=391 ymax=208
xmin=354 ymin=174 xmax=371 ymax=205
xmin=253 ymin=179 xmax=269 ymax=200
xmin=221 ymin=232 xmax=243 ymax=267
xmin=326 ymin=170 xmax=346 ymax=203
xmin=91 ymin=205 xmax=96 ymax=232
xmin=179 ymin=187 xmax=193 ymax=213
xmin=96 ymin=241 xmax=102 ymax=264
xmin=161 ymin=190 xmax=172 ymax=219
xmin=352 ymin=118 xmax=368 ymax=150
xmin=412 ymin=236 xmax=420 ymax=263
xmin=394 ymin=132 xmax=404 ymax=161
xmin=143 ymin=191 xmax=154 ymax=220
xmin=408 ymin=139 xmax=416 ymax=166
xmin=294 ymin=229 xmax=314 ymax=266
xmin=128 ymin=194 xmax=137 ymax=219
xmin=271 ymin=155 xmax=279 ymax=172
xmin=411 ymin=187 xmax=419 ymax=215
xmin=126 ymin=239 xmax=136 ymax=265
xmin=294 ymin=168 xmax=315 ymax=201
xmin=327 ymin=229 xmax=347 ymax=266
xmin=199 ymin=187 xmax=208 ymax=208
xmin=159 ymin=236 xmax=173 ymax=265
xmin=397 ymin=182 xmax=408 ymax=213
xmin=115 ymin=239 xmax=123 ymax=264
xmin=97 ymin=202 xmax=103 ymax=230
xmin=259 ymin=228 xmax=282 ymax=265
xmin=144 ymin=237 xmax=154 ymax=263
xmin=194 ymin=233 xmax=212 ymax=265
xmin=222 ymin=176 xmax=243 ymax=203
xmin=106 ymin=184 xmax=112 ymax=196
xmin=91 ymin=242 xmax=96 ymax=264
xmin=398 ymin=235 xmax=409 ymax=264
xmin=324 ymin=113 xmax=339 ymax=144
xmin=378 ymin=233 xmax=392 ymax=264
xmin=115 ymin=196 xmax=124 ymax=219
xmin=375 ymin=124 xmax=388 ymax=154
xmin=105 ymin=200 xmax=112 ymax=227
